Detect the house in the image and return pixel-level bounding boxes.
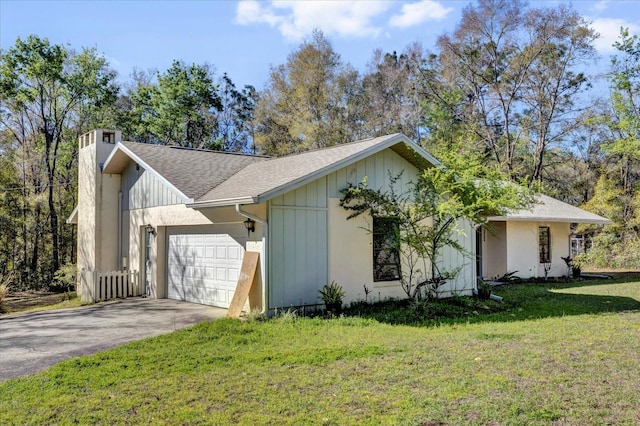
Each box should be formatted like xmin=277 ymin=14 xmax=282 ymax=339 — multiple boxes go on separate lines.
xmin=479 ymin=194 xmax=612 ymax=280
xmin=69 ymin=129 xmax=611 ymax=311
xmin=69 ymin=129 xmax=475 ymax=311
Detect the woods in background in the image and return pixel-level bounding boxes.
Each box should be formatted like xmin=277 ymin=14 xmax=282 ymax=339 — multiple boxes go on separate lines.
xmin=1 ymin=0 xmax=638 ymax=289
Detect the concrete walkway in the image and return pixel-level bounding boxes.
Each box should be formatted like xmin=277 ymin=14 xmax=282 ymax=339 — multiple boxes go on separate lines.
xmin=0 ymin=298 xmax=227 ymax=381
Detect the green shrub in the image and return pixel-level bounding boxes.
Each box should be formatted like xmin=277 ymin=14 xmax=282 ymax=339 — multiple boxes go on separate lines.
xmin=52 ymin=263 xmax=76 ymax=292
xmin=318 ymin=281 xmax=346 ymax=306
xmin=319 ymin=281 xmax=346 ymax=316
xmin=580 ymin=235 xmax=640 ymax=270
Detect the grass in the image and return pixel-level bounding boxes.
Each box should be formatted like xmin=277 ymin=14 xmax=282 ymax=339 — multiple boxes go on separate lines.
xmin=1 ymin=278 xmax=640 ymax=425
xmin=344 ymin=276 xmax=640 ymax=326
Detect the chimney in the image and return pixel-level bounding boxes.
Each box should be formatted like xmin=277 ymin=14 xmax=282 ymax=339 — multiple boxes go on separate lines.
xmin=76 ymin=129 xmax=122 ymax=275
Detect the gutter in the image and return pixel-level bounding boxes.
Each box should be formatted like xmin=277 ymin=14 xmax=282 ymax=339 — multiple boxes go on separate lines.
xmin=235 ymin=204 xmax=268 ymax=314
xmin=187 ymin=196 xmax=256 ymax=209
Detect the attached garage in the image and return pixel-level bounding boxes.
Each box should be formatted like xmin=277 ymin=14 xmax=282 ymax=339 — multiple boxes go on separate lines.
xmin=81 ymin=130 xmax=505 ymax=311
xmin=166 ymin=229 xmax=245 ymax=308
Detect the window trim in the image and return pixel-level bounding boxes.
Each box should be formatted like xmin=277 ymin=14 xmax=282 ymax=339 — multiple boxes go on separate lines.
xmin=372 ymin=217 xmax=401 ymax=282
xmin=539 ymin=226 xmax=551 ymax=264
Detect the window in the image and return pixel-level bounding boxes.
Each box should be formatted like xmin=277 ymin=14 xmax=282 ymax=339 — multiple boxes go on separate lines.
xmin=102 ymin=131 xmax=115 ymax=143
xmin=539 ymin=226 xmax=551 ymax=263
xmin=373 ymin=217 xmax=401 ymax=281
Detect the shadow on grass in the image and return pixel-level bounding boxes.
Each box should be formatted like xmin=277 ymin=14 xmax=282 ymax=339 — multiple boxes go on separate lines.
xmin=342 ymin=278 xmax=640 ymax=327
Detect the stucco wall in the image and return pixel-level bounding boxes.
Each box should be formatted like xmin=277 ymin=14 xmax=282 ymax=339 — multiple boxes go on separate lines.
xmin=77 ymin=130 xmax=121 ymax=273
xmin=325 ymin=148 xmax=475 ymax=303
xmin=99 ymin=173 xmax=121 ymax=271
xmin=482 ymin=221 xmax=507 ymax=280
xmin=77 ymin=137 xmax=97 ymax=275
xmin=126 ymin=203 xmax=266 ymax=303
xmin=328 ymin=198 xmax=407 ymax=303
xmin=505 ymin=221 xmax=570 ymax=279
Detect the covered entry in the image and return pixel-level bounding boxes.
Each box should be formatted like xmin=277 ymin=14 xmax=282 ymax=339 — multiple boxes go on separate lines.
xmin=166 ymin=230 xmax=245 ymax=308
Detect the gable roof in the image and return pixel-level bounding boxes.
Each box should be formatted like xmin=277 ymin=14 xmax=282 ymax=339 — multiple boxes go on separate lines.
xmin=100 ymin=134 xmax=438 ymax=208
xmin=102 ymin=142 xmax=267 ymax=201
xmin=489 ymin=194 xmax=612 ymax=225
xmin=188 ymin=133 xmax=440 ymax=208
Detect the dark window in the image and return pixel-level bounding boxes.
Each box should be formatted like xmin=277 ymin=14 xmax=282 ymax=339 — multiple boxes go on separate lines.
xmin=373 ymin=217 xmax=401 ymax=281
xmin=539 ymin=226 xmax=551 ymax=263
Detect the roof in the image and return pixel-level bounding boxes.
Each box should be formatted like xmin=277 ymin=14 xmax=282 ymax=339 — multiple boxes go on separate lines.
xmin=99 ymin=133 xmax=438 ymax=208
xmin=489 ymin=194 xmax=612 ymax=225
xmin=102 ymin=142 xmax=267 ymax=201
xmin=189 ymin=133 xmax=440 ymax=207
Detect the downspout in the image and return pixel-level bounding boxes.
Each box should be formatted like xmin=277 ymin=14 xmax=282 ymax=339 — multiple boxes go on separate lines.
xmin=235 ymin=204 xmax=268 ymax=313
xmin=118 ymin=190 xmax=123 ymax=270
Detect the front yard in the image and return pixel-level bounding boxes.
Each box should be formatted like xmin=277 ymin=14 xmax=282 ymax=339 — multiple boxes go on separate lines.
xmin=1 ymin=278 xmax=640 ymax=425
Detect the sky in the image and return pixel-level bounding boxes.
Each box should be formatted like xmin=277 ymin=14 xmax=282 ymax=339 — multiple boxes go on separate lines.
xmin=1 ymin=0 xmax=640 ymax=90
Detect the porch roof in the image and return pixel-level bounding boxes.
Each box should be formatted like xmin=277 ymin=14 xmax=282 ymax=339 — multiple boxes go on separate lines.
xmin=488 ymin=194 xmax=613 ymax=225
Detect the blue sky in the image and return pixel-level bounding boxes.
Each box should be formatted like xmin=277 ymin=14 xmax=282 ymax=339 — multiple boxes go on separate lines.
xmin=1 ymin=1 xmax=639 ymax=89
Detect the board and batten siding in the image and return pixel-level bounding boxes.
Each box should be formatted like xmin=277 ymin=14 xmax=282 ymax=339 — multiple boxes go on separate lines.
xmin=436 ymin=219 xmax=475 ymax=295
xmin=121 ymin=161 xmax=184 ymax=210
xmin=271 ymin=146 xmax=475 ymax=308
xmin=327 ymin=148 xmax=420 ymax=198
xmin=269 ymin=178 xmax=328 ymax=309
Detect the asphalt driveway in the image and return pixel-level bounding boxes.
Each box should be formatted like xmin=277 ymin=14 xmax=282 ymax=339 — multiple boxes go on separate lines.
xmin=0 ymin=298 xmax=227 ymax=381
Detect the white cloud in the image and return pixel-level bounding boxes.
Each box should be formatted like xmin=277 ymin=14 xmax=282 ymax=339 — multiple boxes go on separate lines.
xmin=590 ymin=17 xmax=640 ymax=53
xmin=236 ymin=0 xmax=283 ymax=27
xmin=389 ymin=0 xmax=452 ymax=28
xmin=592 ymin=1 xmax=610 ymax=13
xmin=236 ymin=0 xmax=393 ymax=41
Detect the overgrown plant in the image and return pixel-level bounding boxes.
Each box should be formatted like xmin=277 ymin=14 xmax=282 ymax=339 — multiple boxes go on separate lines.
xmin=495 ymin=271 xmax=522 ymax=283
xmin=319 ymin=281 xmax=346 ymax=314
xmin=476 ymin=280 xmax=492 ymax=300
xmin=52 ymin=263 xmax=77 ymax=293
xmin=340 ymin=155 xmax=532 ymax=300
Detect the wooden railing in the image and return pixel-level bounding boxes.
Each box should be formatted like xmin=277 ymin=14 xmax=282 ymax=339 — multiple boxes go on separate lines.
xmin=78 ymin=270 xmax=141 ymax=303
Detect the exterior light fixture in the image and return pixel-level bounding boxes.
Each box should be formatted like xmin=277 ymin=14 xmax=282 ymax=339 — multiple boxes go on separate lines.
xmin=243 ymin=218 xmax=256 ymax=237
xmin=145 ymin=224 xmax=156 ymax=236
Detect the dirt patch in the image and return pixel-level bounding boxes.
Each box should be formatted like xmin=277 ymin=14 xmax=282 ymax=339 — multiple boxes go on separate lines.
xmin=1 ymin=291 xmax=72 ymax=313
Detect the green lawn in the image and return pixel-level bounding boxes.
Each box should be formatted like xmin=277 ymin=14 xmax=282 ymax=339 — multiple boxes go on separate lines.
xmin=2 ymin=279 xmax=640 ymax=425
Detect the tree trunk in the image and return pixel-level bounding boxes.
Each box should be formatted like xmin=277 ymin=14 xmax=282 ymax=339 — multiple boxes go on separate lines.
xmin=45 ymin=131 xmax=60 ymax=276
xmin=48 ymin=177 xmax=59 ymax=274
xmin=31 ymin=203 xmax=41 ymax=278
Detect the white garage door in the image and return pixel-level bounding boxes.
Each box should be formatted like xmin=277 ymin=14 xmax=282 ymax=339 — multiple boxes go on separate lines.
xmin=167 ymin=233 xmax=244 ymax=308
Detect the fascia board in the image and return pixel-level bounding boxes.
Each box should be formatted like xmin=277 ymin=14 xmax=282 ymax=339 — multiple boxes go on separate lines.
xmin=487 ymin=215 xmax=613 ymax=224
xmin=187 ymin=196 xmax=257 ymax=209
xmin=66 ymin=205 xmax=78 ymax=224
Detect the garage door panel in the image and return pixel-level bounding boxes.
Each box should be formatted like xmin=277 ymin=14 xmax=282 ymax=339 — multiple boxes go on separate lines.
xmin=167 ymin=232 xmax=244 ymax=308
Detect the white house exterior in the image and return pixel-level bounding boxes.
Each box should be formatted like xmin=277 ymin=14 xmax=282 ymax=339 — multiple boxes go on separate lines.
xmin=71 ymin=130 xmax=611 ymax=311
xmin=70 ymin=129 xmax=475 ymax=311
xmin=480 ymin=195 xmax=612 ymax=280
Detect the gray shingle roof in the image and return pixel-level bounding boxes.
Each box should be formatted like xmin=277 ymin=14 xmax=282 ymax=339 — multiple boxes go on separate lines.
xmin=193 ymin=133 xmax=438 ymax=205
xmin=119 ymin=142 xmax=267 ymax=200
xmin=492 ymin=194 xmax=612 ymax=224
xmin=104 ymin=138 xmax=611 ymax=226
